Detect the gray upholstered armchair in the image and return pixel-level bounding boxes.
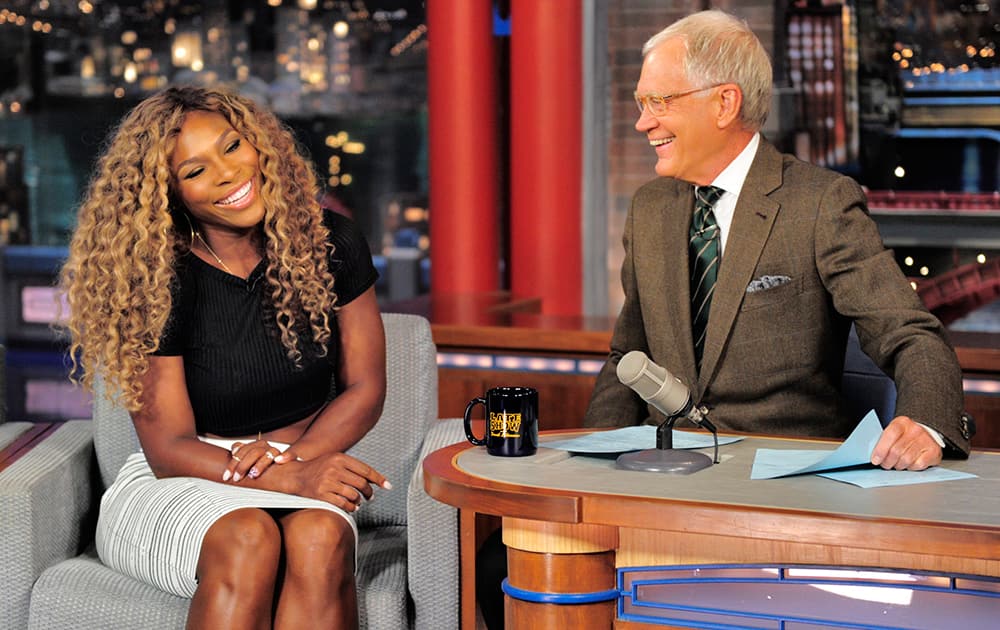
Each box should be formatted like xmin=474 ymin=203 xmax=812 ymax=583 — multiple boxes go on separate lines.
xmin=1 ymin=314 xmax=464 ymax=630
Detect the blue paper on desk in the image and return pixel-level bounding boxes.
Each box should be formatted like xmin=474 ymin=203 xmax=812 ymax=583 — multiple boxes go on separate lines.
xmin=817 ymin=466 xmax=977 ymax=488
xmin=543 ymin=426 xmax=742 ymax=454
xmin=750 ymin=411 xmax=884 ymax=480
xmin=751 ymin=410 xmax=978 ymax=487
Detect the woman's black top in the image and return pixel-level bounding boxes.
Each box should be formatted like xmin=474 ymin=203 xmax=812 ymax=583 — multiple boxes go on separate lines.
xmin=155 ymin=211 xmax=378 ymax=437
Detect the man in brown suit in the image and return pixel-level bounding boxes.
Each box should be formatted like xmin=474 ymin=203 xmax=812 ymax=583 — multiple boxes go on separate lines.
xmin=584 ymin=10 xmax=972 ymax=468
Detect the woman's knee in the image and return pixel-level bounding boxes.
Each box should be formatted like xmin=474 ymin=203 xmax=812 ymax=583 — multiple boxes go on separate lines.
xmin=280 ymin=509 xmax=354 ymax=574
xmin=200 ymin=508 xmax=282 ymax=574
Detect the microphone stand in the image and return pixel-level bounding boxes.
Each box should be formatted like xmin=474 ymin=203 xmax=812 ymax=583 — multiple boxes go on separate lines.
xmin=616 ymin=401 xmax=719 ymax=474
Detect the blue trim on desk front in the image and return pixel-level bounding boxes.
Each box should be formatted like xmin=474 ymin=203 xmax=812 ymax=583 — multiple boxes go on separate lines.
xmin=501 ymin=578 xmax=619 ymax=605
xmin=616 ymin=564 xmax=1000 ymax=629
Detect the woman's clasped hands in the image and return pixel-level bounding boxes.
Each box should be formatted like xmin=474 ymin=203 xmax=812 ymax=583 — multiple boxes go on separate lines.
xmin=223 ymin=437 xmax=390 ymax=513
xmin=224 ymin=435 xmax=281 ymax=482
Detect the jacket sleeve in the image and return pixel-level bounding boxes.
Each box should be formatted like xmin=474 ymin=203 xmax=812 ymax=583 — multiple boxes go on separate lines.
xmin=814 ymin=176 xmax=969 ymax=455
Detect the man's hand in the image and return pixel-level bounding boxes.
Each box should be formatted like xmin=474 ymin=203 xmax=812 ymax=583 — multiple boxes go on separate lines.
xmin=870 ymin=415 xmax=943 ymax=471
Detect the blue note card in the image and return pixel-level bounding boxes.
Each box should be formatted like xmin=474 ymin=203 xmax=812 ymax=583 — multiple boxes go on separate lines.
xmin=817 ymin=467 xmax=977 ymax=488
xmin=543 ymin=426 xmax=742 ymax=454
xmin=750 ymin=410 xmax=978 ymax=487
xmin=750 ymin=410 xmax=883 ymax=479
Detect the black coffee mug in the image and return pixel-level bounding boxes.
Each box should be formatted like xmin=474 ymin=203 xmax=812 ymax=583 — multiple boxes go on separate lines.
xmin=463 ymin=387 xmax=539 ymax=457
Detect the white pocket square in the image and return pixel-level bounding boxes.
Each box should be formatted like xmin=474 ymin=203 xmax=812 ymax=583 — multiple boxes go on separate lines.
xmin=746 ymin=275 xmax=792 ymax=293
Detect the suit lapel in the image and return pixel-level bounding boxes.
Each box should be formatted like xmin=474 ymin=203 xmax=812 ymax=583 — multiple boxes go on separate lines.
xmin=697 ymin=141 xmax=783 ymax=393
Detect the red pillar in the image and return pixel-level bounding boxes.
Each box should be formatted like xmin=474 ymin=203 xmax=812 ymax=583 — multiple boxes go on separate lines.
xmin=509 ymin=0 xmax=582 ymax=315
xmin=427 ymin=0 xmax=499 ymax=295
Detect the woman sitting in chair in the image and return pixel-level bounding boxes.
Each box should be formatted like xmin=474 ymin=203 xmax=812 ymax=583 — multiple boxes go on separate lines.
xmin=59 ymin=85 xmax=387 ymax=629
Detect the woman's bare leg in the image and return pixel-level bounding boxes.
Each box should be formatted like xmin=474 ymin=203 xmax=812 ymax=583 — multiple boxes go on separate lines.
xmin=274 ymin=509 xmax=357 ymax=629
xmin=187 ymin=508 xmax=282 ymax=630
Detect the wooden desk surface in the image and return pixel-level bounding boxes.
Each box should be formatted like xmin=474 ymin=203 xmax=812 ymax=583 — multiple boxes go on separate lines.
xmin=425 ymin=432 xmax=1000 ymax=564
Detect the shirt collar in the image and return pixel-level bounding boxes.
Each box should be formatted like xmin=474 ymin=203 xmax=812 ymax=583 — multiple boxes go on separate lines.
xmin=710 ymin=132 xmax=760 ymax=198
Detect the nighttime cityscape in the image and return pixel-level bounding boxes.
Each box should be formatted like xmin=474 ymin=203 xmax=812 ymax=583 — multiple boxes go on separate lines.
xmin=0 ymin=0 xmax=429 ymax=253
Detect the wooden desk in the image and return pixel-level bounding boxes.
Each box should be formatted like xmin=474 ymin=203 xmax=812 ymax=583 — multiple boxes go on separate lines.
xmin=424 ymin=433 xmax=1000 ymax=629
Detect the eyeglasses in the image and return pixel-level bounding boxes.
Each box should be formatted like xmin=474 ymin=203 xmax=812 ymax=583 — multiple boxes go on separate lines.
xmin=634 ymin=84 xmax=723 ymax=116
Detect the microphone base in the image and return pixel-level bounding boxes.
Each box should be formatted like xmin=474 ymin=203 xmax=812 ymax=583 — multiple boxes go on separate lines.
xmin=615 ymin=448 xmax=713 ymax=474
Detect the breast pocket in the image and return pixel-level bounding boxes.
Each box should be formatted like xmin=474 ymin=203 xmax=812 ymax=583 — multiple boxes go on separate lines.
xmin=732 ymin=276 xmax=822 ymax=375
xmin=740 ymin=275 xmax=803 ymax=312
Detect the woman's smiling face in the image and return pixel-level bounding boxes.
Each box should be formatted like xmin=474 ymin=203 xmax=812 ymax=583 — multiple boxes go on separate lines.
xmin=171 ymin=110 xmax=265 ymax=232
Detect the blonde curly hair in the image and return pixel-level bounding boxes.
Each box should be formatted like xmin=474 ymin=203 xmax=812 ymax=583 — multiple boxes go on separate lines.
xmin=59 ymin=86 xmax=338 ymax=412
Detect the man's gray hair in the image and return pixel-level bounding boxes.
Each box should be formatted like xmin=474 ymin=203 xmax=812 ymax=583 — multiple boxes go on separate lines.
xmin=643 ymin=10 xmax=772 ymax=131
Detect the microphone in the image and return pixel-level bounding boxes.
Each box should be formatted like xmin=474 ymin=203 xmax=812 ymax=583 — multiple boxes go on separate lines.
xmin=615 ymin=351 xmax=717 ymax=436
xmin=613 ymin=350 xmax=718 ymax=473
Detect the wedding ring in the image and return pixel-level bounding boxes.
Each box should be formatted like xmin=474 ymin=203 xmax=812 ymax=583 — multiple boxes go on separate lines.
xmin=264 ymin=451 xmax=274 ymax=460
xmin=231 ymin=454 xmax=241 ymax=462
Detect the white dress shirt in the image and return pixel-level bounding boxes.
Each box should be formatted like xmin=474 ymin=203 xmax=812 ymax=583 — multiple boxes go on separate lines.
xmin=706 ymin=132 xmax=759 ymax=256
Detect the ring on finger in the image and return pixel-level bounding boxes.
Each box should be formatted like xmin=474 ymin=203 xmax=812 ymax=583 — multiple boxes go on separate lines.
xmin=264 ymin=451 xmax=275 ymax=460
xmin=231 ymin=454 xmax=241 ymax=462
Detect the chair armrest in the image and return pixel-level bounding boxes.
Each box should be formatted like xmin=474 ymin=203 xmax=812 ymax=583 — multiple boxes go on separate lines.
xmin=407 ymin=418 xmax=465 ymax=630
xmin=0 ymin=421 xmax=34 ymax=453
xmin=0 ymin=420 xmax=96 ymax=630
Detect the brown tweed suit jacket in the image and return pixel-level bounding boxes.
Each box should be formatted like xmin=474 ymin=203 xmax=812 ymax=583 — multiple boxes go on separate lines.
xmin=584 ymin=140 xmax=970 ymax=455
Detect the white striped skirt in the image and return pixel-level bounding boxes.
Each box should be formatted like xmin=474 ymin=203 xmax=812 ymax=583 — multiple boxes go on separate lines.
xmin=95 ymin=450 xmax=357 ymax=598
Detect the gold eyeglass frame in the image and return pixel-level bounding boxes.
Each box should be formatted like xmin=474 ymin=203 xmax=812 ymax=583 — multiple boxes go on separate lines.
xmin=634 ymin=83 xmax=725 ymax=116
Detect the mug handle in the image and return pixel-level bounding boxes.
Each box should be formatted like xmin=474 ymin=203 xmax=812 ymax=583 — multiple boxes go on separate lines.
xmin=463 ymin=397 xmax=488 ymax=446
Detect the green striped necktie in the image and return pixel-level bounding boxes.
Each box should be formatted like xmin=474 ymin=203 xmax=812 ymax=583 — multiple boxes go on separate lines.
xmin=689 ymin=185 xmax=724 ymax=370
